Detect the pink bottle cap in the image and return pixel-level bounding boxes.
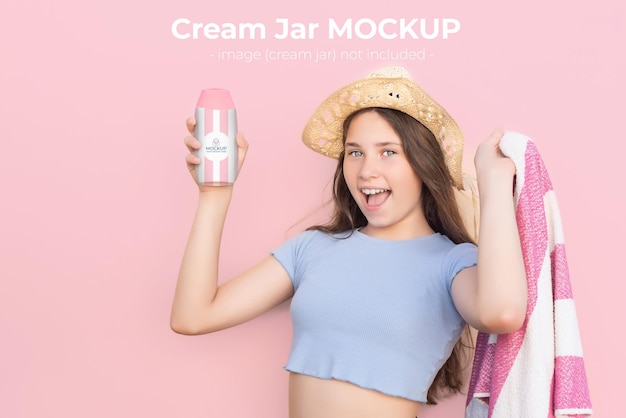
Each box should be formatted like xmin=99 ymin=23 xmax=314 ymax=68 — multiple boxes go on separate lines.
xmin=196 ymin=88 xmax=235 ymax=109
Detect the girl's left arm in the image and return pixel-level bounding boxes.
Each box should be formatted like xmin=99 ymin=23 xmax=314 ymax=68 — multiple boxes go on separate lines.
xmin=451 ymin=128 xmax=527 ymax=334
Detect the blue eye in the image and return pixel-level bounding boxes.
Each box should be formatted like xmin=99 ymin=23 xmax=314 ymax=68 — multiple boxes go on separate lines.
xmin=348 ymin=150 xmax=363 ymax=157
xmin=382 ymin=150 xmax=396 ymax=157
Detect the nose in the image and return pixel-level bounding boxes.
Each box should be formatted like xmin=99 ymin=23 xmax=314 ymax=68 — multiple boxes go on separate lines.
xmin=358 ymin=154 xmax=381 ymax=179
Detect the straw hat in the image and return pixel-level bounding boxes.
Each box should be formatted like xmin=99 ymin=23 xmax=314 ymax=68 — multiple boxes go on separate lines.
xmin=302 ymin=66 xmax=465 ymax=190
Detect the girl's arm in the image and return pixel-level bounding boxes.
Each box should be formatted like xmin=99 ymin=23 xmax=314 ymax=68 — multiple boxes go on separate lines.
xmin=170 ymin=119 xmax=293 ymax=335
xmin=451 ymin=129 xmax=527 ymax=334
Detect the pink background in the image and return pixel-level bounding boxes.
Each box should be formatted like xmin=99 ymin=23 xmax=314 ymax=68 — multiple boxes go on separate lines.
xmin=1 ymin=0 xmax=623 ymax=416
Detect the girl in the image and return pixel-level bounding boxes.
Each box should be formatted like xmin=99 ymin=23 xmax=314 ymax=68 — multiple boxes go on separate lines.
xmin=170 ymin=67 xmax=527 ymax=418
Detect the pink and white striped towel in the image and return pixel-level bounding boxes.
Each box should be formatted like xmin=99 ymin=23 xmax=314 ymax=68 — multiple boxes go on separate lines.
xmin=465 ymin=132 xmax=592 ymax=418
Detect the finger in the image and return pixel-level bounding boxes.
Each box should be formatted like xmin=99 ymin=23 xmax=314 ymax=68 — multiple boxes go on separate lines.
xmin=236 ymin=132 xmax=249 ymax=169
xmin=186 ymin=117 xmax=196 ymax=135
xmin=185 ymin=152 xmax=200 ymax=166
xmin=184 ymin=135 xmax=201 ymax=153
xmin=486 ymin=126 xmax=505 ymax=146
xmin=236 ymin=132 xmax=249 ymax=152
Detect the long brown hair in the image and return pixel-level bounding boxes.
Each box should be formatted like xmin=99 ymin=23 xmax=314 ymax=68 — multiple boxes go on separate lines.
xmin=309 ymin=107 xmax=475 ymax=404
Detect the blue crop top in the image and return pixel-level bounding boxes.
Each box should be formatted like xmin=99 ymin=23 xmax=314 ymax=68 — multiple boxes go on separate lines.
xmin=271 ymin=229 xmax=477 ymax=403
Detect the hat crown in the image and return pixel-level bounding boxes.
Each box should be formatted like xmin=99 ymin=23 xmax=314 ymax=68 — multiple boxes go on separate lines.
xmin=367 ymin=66 xmax=412 ymax=80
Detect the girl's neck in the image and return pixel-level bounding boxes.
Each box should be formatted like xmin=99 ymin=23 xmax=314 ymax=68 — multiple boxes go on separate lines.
xmin=359 ymin=223 xmax=435 ymax=241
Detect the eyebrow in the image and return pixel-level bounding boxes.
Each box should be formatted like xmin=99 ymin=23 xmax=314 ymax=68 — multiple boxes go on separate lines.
xmin=344 ymin=141 xmax=402 ymax=148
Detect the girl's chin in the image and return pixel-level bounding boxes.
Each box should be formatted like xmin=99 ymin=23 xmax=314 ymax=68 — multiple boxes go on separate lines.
xmin=360 ymin=219 xmax=393 ymax=232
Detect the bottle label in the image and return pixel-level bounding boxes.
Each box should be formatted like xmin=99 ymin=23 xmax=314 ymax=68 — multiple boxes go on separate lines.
xmin=203 ymin=132 xmax=229 ymax=161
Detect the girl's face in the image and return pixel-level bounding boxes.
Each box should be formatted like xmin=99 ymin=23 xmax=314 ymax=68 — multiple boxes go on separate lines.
xmin=342 ymin=111 xmax=432 ymax=240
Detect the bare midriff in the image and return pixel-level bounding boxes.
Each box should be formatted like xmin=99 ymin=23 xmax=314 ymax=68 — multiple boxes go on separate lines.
xmin=288 ymin=373 xmax=422 ymax=418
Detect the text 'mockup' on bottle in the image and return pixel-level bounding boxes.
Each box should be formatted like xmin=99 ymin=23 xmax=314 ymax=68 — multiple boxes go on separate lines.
xmin=194 ymin=88 xmax=238 ymax=186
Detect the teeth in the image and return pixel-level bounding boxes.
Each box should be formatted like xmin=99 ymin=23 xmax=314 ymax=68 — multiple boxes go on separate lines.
xmin=362 ymin=188 xmax=388 ymax=195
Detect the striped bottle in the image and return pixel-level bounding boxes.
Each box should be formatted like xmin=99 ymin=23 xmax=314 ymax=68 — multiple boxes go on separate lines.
xmin=194 ymin=88 xmax=238 ymax=186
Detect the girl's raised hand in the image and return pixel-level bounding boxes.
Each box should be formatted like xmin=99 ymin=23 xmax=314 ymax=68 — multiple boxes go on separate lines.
xmin=183 ymin=117 xmax=249 ymax=190
xmin=474 ymin=128 xmax=516 ymax=180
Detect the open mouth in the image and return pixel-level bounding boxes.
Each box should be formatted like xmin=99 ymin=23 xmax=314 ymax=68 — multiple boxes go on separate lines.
xmin=362 ymin=188 xmax=391 ymax=207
